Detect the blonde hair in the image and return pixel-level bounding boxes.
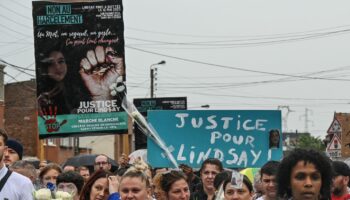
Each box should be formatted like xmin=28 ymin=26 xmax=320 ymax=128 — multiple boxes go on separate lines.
xmin=121 ymin=169 xmax=151 ymax=188
xmin=128 ymin=157 xmax=150 ymax=171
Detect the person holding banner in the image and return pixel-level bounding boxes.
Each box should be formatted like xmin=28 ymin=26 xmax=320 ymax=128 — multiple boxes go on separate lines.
xmin=192 ymin=158 xmax=224 ymax=200
xmin=277 ymin=148 xmax=332 ymax=200
xmin=79 ymin=170 xmax=120 ymax=200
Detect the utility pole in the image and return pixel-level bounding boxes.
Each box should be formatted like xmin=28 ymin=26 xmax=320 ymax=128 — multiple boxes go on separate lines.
xmin=74 ymin=136 xmax=79 ymax=155
xmin=150 ymin=68 xmax=154 ymax=98
xmin=278 ymin=105 xmax=294 ymax=132
xmin=300 ymin=108 xmax=313 ymax=132
xmin=150 ymin=60 xmax=166 ymax=98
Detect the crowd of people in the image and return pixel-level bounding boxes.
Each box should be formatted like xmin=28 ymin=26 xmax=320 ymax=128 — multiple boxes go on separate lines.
xmin=1 ymin=128 xmax=350 ymax=200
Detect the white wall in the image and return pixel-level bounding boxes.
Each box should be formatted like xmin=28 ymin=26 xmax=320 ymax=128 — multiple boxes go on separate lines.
xmin=79 ymin=135 xmax=115 ymax=158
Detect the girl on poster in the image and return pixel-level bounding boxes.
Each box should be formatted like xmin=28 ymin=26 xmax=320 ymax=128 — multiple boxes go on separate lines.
xmin=37 ymin=43 xmax=81 ymax=114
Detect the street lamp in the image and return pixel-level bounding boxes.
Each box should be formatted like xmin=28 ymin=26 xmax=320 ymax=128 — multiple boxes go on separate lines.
xmin=188 ymin=104 xmax=210 ymax=109
xmin=150 ymin=60 xmax=166 ymax=98
xmin=201 ymin=104 xmax=210 ymax=109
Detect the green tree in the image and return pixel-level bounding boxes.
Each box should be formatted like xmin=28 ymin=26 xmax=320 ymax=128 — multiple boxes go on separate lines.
xmin=296 ymin=134 xmax=326 ymax=151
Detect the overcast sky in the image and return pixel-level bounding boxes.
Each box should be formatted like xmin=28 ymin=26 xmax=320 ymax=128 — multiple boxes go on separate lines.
xmin=1 ymin=0 xmax=350 ymax=138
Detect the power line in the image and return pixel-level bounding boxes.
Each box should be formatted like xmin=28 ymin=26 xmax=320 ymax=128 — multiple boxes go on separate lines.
xmin=127 ymin=82 xmax=350 ymax=102
xmin=157 ymin=65 xmax=350 ymax=89
xmin=0 ymin=13 xmax=33 ymax=29
xmin=12 ymin=62 xmax=35 ymax=81
xmin=0 ymin=40 xmax=33 ymax=46
xmin=0 ymin=59 xmax=35 ymax=79
xmin=4 ymin=72 xmax=36 ymax=92
xmin=126 ymin=24 xmax=350 ymax=39
xmin=150 ymin=64 xmax=350 ymax=101
xmin=126 ymin=28 xmax=350 ymax=49
xmin=10 ymin=0 xmax=31 ymax=9
xmin=0 ymin=22 xmax=32 ymax=37
xmin=0 ymin=46 xmax=33 ymax=58
xmin=155 ymin=87 xmax=350 ymax=101
xmin=0 ymin=59 xmax=35 ymax=72
xmin=127 ymin=28 xmax=350 ymax=46
xmin=0 ymin=2 xmax=33 ymax=21
xmin=126 ymin=46 xmax=350 ymax=82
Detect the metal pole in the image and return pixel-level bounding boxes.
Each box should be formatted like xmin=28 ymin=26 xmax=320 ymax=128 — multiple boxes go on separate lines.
xmin=150 ymin=68 xmax=154 ymax=98
xmin=150 ymin=60 xmax=165 ymax=98
xmin=74 ymin=136 xmax=79 ymax=155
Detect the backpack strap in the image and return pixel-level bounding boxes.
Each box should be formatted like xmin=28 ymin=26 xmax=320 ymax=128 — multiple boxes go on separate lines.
xmin=0 ymin=170 xmax=12 ymax=192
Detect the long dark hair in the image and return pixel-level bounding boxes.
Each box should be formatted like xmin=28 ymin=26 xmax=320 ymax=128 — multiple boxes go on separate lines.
xmin=37 ymin=43 xmax=82 ymax=114
xmin=37 ymin=43 xmax=67 ymax=90
xmin=79 ymin=170 xmax=112 ymax=200
xmin=269 ymin=129 xmax=280 ymax=148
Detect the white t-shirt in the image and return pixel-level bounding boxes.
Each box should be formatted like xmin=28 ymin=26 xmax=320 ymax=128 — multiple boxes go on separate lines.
xmin=0 ymin=165 xmax=34 ymax=200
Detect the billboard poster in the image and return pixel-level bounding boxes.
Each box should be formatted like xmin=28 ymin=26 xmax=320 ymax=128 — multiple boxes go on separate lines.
xmin=133 ymin=97 xmax=187 ymax=115
xmin=32 ymin=0 xmax=127 ymax=138
xmin=133 ymin=97 xmax=187 ymax=149
xmin=148 ymin=110 xmax=282 ymax=168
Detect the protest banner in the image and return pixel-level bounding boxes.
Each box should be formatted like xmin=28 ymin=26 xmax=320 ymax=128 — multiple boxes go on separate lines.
xmin=148 ymin=110 xmax=282 ymax=168
xmin=32 ymin=0 xmax=127 ymax=138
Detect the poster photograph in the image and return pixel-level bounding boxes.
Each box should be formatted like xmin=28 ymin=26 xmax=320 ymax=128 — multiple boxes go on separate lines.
xmin=32 ymin=0 xmax=127 ymax=138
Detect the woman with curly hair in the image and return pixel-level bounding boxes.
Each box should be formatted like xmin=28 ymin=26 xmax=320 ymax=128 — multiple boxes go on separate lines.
xmin=277 ymin=148 xmax=332 ymax=200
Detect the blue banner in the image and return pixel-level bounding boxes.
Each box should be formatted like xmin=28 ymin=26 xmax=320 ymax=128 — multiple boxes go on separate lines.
xmin=148 ymin=110 xmax=282 ymax=168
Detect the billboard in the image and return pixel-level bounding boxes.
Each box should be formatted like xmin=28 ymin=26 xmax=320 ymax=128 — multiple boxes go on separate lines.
xmin=134 ymin=97 xmax=187 ymax=115
xmin=32 ymin=0 xmax=127 ymax=138
xmin=148 ymin=110 xmax=282 ymax=168
xmin=133 ymin=97 xmax=187 ymax=149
